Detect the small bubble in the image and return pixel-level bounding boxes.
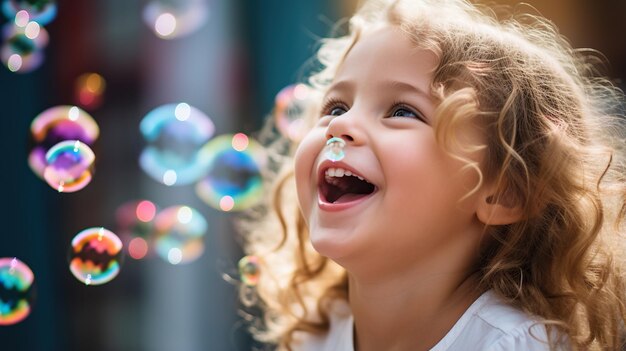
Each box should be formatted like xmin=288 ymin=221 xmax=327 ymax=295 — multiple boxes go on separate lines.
xmin=238 ymin=255 xmax=260 ymax=287
xmin=325 ymin=137 xmax=346 ymax=162
xmin=68 ymin=227 xmax=123 ymax=286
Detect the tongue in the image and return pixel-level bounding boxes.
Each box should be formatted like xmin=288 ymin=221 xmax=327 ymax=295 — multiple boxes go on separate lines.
xmin=334 ymin=193 xmax=369 ymax=204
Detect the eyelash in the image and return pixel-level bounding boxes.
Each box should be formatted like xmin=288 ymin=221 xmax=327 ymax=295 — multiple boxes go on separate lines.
xmin=320 ymin=98 xmax=427 ymax=123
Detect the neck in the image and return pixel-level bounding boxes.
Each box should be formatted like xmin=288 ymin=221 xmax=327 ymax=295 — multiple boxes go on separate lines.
xmin=349 ymin=268 xmax=481 ymax=351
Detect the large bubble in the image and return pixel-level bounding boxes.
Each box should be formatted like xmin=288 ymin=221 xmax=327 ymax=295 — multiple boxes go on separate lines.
xmin=1 ymin=20 xmax=48 ymax=73
xmin=153 ymin=205 xmax=207 ymax=265
xmin=142 ymin=0 xmax=209 ymax=40
xmin=0 ymin=257 xmax=35 ymax=326
xmin=43 ymin=140 xmax=95 ymax=193
xmin=29 ymin=105 xmax=99 ymax=179
xmin=115 ymin=200 xmax=157 ymax=260
xmin=68 ymin=227 xmax=123 ymax=286
xmin=195 ymin=134 xmax=265 ymax=211
xmin=2 ymin=1 xmax=58 ymax=25
xmin=139 ymin=103 xmax=215 ymax=186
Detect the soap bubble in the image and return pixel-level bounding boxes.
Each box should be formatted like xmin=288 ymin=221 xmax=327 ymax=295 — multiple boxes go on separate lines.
xmin=143 ymin=0 xmax=209 ymax=40
xmin=28 ymin=105 xmax=99 ymax=179
xmin=153 ymin=206 xmax=207 ymax=265
xmin=238 ymin=255 xmax=260 ymax=287
xmin=43 ymin=140 xmax=95 ymax=193
xmin=1 ymin=21 xmax=48 ymax=73
xmin=116 ymin=200 xmax=158 ymax=260
xmin=74 ymin=73 xmax=106 ymax=110
xmin=195 ymin=134 xmax=266 ymax=211
xmin=2 ymin=0 xmax=58 ymax=25
xmin=0 ymin=257 xmax=35 ymax=325
xmin=325 ymin=137 xmax=346 ymax=162
xmin=139 ymin=103 xmax=215 ymax=186
xmin=68 ymin=227 xmax=123 ymax=286
xmin=274 ymin=84 xmax=314 ymax=142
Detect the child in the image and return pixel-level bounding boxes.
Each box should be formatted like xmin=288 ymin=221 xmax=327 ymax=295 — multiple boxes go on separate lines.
xmin=238 ymin=0 xmax=626 ymax=350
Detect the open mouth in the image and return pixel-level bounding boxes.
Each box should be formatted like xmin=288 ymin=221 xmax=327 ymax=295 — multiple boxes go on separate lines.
xmin=319 ymin=167 xmax=377 ymax=204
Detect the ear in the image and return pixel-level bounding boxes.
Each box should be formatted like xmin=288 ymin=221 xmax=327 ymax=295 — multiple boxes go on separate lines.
xmin=476 ymin=186 xmax=524 ymax=226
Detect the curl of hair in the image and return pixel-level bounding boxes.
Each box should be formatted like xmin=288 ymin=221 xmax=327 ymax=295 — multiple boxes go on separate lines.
xmin=236 ymin=1 xmax=626 ymax=350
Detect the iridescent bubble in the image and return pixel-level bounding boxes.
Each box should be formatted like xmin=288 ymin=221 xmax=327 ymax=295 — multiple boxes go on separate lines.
xmin=195 ymin=134 xmax=266 ymax=211
xmin=274 ymin=84 xmax=314 ymax=142
xmin=68 ymin=227 xmax=123 ymax=286
xmin=238 ymin=255 xmax=260 ymax=287
xmin=74 ymin=73 xmax=106 ymax=110
xmin=1 ymin=21 xmax=48 ymax=73
xmin=2 ymin=0 xmax=58 ymax=25
xmin=0 ymin=257 xmax=35 ymax=326
xmin=153 ymin=205 xmax=207 ymax=265
xmin=325 ymin=137 xmax=346 ymax=162
xmin=143 ymin=0 xmax=209 ymax=40
xmin=115 ymin=200 xmax=157 ymax=260
xmin=139 ymin=103 xmax=215 ymax=186
xmin=43 ymin=140 xmax=95 ymax=193
xmin=28 ymin=105 xmax=99 ymax=179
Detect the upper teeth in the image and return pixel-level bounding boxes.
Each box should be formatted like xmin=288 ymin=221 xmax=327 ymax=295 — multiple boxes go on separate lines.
xmin=325 ymin=167 xmax=364 ymax=181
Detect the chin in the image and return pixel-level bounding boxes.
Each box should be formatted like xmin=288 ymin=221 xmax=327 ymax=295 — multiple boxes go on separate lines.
xmin=309 ymin=226 xmax=355 ymax=264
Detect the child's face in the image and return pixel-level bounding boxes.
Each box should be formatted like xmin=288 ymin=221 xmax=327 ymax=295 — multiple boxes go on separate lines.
xmin=294 ymin=26 xmax=486 ymax=269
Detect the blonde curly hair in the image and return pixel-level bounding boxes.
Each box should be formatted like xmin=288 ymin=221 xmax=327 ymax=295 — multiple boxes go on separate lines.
xmin=237 ymin=0 xmax=626 ymax=349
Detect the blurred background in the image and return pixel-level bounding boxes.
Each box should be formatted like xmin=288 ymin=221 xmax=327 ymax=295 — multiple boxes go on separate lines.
xmin=0 ymin=0 xmax=624 ymax=350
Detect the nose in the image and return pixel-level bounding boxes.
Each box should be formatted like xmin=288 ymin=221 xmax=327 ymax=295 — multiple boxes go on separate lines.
xmin=325 ymin=113 xmax=363 ymax=144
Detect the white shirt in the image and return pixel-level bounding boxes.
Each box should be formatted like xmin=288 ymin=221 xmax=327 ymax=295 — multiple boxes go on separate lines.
xmin=291 ymin=290 xmax=569 ymax=350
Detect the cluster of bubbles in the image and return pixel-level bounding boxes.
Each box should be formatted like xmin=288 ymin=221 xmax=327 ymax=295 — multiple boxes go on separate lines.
xmin=139 ymin=102 xmax=266 ymax=212
xmin=1 ymin=0 xmax=57 ymax=73
xmin=116 ymin=200 xmax=208 ymax=265
xmin=0 ymin=257 xmax=35 ymax=326
xmin=28 ymin=105 xmax=99 ymax=192
xmin=142 ymin=0 xmax=209 ymax=40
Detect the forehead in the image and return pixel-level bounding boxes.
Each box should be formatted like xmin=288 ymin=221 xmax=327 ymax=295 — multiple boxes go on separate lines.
xmin=332 ymin=26 xmax=439 ymax=92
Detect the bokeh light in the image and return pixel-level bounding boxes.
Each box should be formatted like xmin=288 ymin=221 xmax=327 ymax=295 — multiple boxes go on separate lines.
xmin=231 ymin=132 xmax=249 ymax=152
xmin=43 ymin=140 xmax=95 ymax=193
xmin=116 ymin=200 xmax=158 ymax=261
xmin=139 ymin=103 xmax=215 ymax=186
xmin=195 ymin=134 xmax=266 ymax=211
xmin=143 ymin=0 xmax=209 ymax=40
xmin=29 ymin=105 xmax=99 ymax=179
xmin=74 ymin=73 xmax=106 ymax=110
xmin=238 ymin=255 xmax=260 ymax=287
xmin=273 ymin=83 xmax=314 ymax=142
xmin=68 ymin=227 xmax=123 ymax=286
xmin=2 ymin=0 xmax=58 ymax=25
xmin=0 ymin=257 xmax=35 ymax=326
xmin=1 ymin=21 xmax=49 ymax=73
xmin=153 ymin=205 xmax=207 ymax=265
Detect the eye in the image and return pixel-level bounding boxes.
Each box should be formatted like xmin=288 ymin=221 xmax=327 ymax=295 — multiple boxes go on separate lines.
xmin=389 ymin=102 xmax=427 ymax=123
xmin=392 ymin=108 xmax=417 ymax=118
xmin=329 ymin=106 xmax=347 ymax=116
xmin=321 ymin=98 xmax=349 ymax=117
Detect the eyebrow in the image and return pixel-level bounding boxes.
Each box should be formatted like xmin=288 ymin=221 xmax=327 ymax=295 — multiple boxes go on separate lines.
xmin=325 ymin=79 xmax=432 ymax=100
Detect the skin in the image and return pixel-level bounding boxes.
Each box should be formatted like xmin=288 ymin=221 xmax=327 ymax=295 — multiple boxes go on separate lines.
xmin=294 ymin=26 xmax=495 ymax=350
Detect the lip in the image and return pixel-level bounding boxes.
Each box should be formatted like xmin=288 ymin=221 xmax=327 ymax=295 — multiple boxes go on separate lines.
xmin=316 ymin=159 xmax=378 ymax=212
xmin=317 ymin=190 xmax=377 ymax=212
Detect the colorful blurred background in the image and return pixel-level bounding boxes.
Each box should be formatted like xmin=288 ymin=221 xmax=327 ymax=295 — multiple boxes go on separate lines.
xmin=0 ymin=0 xmax=624 ymax=350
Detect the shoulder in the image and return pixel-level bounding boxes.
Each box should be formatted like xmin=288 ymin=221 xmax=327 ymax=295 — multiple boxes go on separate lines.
xmin=436 ymin=291 xmax=570 ymax=351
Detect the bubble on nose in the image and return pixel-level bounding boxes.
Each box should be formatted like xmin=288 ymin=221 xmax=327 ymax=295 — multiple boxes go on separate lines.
xmin=325 ymin=137 xmax=346 ymax=162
